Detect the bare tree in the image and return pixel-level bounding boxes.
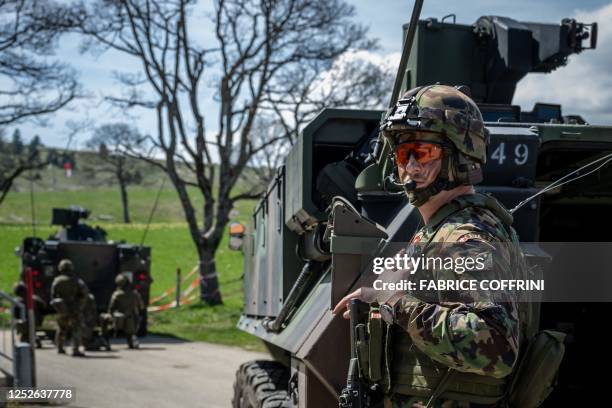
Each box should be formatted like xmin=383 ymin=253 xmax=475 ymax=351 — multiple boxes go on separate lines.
xmin=0 ymin=128 xmax=45 ymax=205
xmin=250 ymin=50 xmax=395 ymax=187
xmin=247 ymin=116 xmax=290 ymax=188
xmin=75 ymin=0 xmax=373 ymax=304
xmin=266 ymin=51 xmax=392 ymax=144
xmin=86 ymin=123 xmax=145 ymax=223
xmin=0 ymin=0 xmax=80 ymax=125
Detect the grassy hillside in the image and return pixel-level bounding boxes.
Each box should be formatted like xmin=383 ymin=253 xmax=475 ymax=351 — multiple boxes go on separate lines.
xmin=0 ymin=186 xmax=256 ymax=224
xmin=7 ymin=149 xmax=261 ymax=223
xmin=11 ymin=149 xmax=168 ymax=192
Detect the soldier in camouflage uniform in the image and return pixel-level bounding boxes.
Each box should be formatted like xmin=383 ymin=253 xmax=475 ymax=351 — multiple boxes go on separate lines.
xmin=82 ymin=293 xmax=112 ymax=351
xmin=334 ymin=85 xmax=526 ymax=407
xmin=51 ymin=259 xmax=89 ymax=357
xmin=109 ymin=273 xmax=145 ymax=349
xmin=12 ymin=281 xmax=45 ymax=348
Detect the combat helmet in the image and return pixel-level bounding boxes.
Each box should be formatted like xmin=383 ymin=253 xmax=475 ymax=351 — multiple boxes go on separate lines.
xmin=58 ymin=259 xmax=74 ymax=274
xmin=380 ymin=84 xmax=489 ymax=206
xmin=115 ymin=273 xmax=129 ymax=288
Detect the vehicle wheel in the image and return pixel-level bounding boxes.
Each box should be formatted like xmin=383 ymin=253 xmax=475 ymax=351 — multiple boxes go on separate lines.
xmin=232 ymin=360 xmax=291 ymax=408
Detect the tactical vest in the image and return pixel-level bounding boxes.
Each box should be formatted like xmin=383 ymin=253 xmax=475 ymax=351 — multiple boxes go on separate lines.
xmin=52 ymin=275 xmax=83 ymax=309
xmin=382 ymin=194 xmax=529 ymax=404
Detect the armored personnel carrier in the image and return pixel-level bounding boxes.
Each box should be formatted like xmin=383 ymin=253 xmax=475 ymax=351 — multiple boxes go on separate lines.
xmin=232 ymin=12 xmax=608 ymax=407
xmin=17 ymin=206 xmax=152 ymax=335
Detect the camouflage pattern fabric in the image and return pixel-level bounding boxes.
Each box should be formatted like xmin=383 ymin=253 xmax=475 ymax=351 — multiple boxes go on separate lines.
xmin=380 ymin=85 xmax=489 ymax=206
xmin=109 ymin=288 xmax=144 ymax=336
xmin=56 ymin=313 xmax=84 ymax=352
xmin=386 ymin=395 xmax=480 ymax=407
xmin=381 ymin=85 xmax=488 ymax=163
xmin=51 ymin=274 xmax=89 ymax=353
xmin=51 ymin=275 xmax=89 ymax=309
xmin=389 ymin=194 xmax=523 ymax=407
xmin=82 ymin=294 xmax=98 ymax=328
xmin=82 ymin=294 xmax=104 ymax=350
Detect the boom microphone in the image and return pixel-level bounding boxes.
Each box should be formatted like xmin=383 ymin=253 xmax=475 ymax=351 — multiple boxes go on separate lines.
xmin=403 ymin=180 xmax=417 ymax=191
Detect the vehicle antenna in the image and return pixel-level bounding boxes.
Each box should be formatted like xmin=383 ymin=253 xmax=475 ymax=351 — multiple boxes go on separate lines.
xmin=389 ymin=0 xmax=425 ymax=108
xmin=509 ymin=151 xmax=612 ymax=214
xmin=140 ymin=177 xmax=166 ymax=247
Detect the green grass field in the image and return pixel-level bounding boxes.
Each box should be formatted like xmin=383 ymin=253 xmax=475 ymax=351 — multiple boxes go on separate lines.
xmin=0 ymin=185 xmax=256 ymax=224
xmin=0 ymin=184 xmax=261 ymax=349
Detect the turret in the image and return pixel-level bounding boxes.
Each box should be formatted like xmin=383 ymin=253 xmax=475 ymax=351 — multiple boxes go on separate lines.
xmin=400 ymin=16 xmax=597 ymax=105
xmin=51 ymin=206 xmax=107 ymax=242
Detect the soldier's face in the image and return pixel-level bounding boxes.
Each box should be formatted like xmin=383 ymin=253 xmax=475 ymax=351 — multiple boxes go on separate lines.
xmin=398 ymin=150 xmax=442 ymax=189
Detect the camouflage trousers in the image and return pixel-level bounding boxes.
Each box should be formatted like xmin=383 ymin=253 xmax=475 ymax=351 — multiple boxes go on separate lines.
xmin=56 ymin=313 xmax=83 ymax=351
xmin=82 ymin=316 xmax=112 ymax=350
xmin=113 ymin=313 xmax=138 ymax=336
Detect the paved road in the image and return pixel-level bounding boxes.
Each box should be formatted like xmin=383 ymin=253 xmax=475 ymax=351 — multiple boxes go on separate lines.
xmin=29 ymin=336 xmax=267 ymax=408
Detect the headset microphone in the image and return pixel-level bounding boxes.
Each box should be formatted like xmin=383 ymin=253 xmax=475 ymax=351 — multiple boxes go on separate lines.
xmin=387 ymin=173 xmax=418 ymax=192
xmin=403 ymin=180 xmax=417 ymax=191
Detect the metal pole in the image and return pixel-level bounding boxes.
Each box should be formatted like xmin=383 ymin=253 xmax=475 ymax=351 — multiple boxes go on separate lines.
xmin=9 ymin=303 xmax=16 ymax=382
xmin=175 ymin=268 xmax=181 ymax=308
xmin=24 ymin=268 xmax=36 ymax=386
xmin=140 ymin=178 xmax=166 ymax=247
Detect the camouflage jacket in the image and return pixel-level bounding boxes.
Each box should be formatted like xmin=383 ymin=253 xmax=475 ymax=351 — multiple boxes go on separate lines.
xmin=50 ymin=274 xmax=89 ymax=311
xmin=83 ymin=295 xmax=98 ymax=326
xmin=109 ymin=288 xmax=144 ymax=318
xmin=392 ymin=194 xmax=522 ymax=380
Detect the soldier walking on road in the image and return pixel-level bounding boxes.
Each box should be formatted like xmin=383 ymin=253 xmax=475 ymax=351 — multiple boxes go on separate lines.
xmin=51 ymin=259 xmax=89 ymax=357
xmin=109 ymin=273 xmax=145 ymax=349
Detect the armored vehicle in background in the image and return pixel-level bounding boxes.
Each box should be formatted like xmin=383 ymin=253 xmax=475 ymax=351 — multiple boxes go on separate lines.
xmin=233 ymin=12 xmax=608 ymax=408
xmin=17 ymin=206 xmax=152 ymax=335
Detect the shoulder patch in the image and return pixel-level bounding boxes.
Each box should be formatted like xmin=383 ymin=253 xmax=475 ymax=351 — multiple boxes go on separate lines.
xmin=457 ymin=232 xmax=496 ymax=243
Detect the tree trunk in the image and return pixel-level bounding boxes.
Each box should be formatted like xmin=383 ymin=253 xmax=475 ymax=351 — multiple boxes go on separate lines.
xmin=0 ymin=167 xmax=26 ymax=206
xmin=0 ymin=183 xmax=12 ymax=205
xmin=199 ymin=246 xmax=223 ymax=305
xmin=119 ymin=182 xmax=130 ymax=223
xmin=117 ymin=170 xmax=131 ymax=223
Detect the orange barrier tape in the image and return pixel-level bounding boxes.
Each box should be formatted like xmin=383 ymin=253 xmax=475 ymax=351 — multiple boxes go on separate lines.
xmin=147 ymin=276 xmax=200 ymax=313
xmin=180 ymin=276 xmax=199 ymax=297
xmin=148 ymin=287 xmax=174 ymax=305
xmin=180 ymin=294 xmax=197 ymax=306
xmin=148 ymin=265 xmax=198 ymax=305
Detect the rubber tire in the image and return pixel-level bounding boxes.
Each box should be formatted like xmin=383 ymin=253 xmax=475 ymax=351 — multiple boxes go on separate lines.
xmin=232 ymin=360 xmax=291 ymax=408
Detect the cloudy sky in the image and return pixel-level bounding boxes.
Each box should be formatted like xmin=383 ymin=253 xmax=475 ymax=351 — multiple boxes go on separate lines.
xmin=12 ymin=0 xmax=612 ymax=147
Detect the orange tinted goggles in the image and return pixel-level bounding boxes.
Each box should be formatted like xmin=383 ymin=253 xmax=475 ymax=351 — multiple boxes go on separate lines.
xmin=394 ymin=142 xmax=443 ymax=167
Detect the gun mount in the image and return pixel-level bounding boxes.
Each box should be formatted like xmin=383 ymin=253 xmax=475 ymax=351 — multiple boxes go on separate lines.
xmin=50 ymin=206 xmax=107 ymax=242
xmin=400 ymin=16 xmax=597 ymax=105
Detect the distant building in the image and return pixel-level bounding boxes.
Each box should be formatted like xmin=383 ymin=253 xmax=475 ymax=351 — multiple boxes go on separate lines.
xmin=63 ymin=161 xmax=72 ymax=177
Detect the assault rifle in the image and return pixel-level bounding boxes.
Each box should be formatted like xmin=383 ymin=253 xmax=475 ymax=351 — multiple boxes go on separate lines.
xmin=339 ymin=299 xmax=366 ymax=408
